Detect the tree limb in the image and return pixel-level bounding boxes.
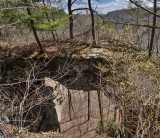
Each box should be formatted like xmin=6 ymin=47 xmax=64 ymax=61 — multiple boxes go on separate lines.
xmin=93 ymin=9 xmax=160 ymax=29
xmin=106 ymin=20 xmax=160 ymax=29
xmin=71 ymin=0 xmax=77 ymax=5
xmin=72 ymin=8 xmax=88 ymax=13
xmin=129 ymin=0 xmax=160 ymax=18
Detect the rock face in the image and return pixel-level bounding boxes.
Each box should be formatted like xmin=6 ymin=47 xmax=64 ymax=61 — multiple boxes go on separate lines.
xmin=60 ymin=90 xmax=116 ymax=138
xmin=44 ymin=77 xmax=68 ymax=129
xmin=1 ymin=45 xmax=125 ymax=136
xmin=35 ymin=102 xmax=60 ymax=132
xmin=15 ymin=77 xmax=68 ymax=133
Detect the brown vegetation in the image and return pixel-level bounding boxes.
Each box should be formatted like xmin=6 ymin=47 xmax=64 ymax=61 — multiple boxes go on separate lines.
xmin=1 ymin=0 xmax=160 ymax=138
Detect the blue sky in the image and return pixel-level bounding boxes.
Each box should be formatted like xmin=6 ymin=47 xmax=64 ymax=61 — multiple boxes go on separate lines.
xmin=54 ymin=0 xmax=153 ymax=14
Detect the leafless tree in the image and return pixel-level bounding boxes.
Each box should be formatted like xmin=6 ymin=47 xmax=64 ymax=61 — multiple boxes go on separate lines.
xmin=68 ymin=0 xmax=74 ymax=39
xmin=88 ymin=0 xmax=96 ymax=46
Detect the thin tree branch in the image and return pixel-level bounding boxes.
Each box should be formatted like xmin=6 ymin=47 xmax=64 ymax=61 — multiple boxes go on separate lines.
xmin=72 ymin=8 xmax=88 ymax=13
xmin=93 ymin=10 xmax=160 ymax=29
xmin=71 ymin=0 xmax=77 ymax=5
xmin=129 ymin=0 xmax=160 ymax=18
xmin=0 ymin=79 xmax=44 ymax=87
xmin=106 ymin=20 xmax=160 ymax=29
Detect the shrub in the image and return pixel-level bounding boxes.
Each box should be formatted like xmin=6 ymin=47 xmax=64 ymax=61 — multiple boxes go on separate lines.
xmin=96 ymin=119 xmax=119 ymax=138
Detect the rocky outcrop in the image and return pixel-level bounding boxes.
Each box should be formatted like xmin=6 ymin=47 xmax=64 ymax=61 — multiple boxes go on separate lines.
xmin=44 ymin=77 xmax=68 ymax=123
xmin=26 ymin=77 xmax=68 ymax=132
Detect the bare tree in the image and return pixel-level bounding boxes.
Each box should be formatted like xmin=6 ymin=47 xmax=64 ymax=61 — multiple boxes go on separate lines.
xmin=88 ymin=0 xmax=96 ymax=46
xmin=149 ymin=0 xmax=157 ymax=57
xmin=68 ymin=0 xmax=74 ymax=39
xmin=26 ymin=7 xmax=44 ymax=54
xmin=42 ymin=0 xmax=56 ymax=41
xmin=129 ymin=0 xmax=159 ymax=57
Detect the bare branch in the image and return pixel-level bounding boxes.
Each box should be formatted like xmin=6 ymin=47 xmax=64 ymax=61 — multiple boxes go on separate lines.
xmin=93 ymin=10 xmax=160 ymax=29
xmin=71 ymin=0 xmax=77 ymax=5
xmin=129 ymin=0 xmax=160 ymax=18
xmin=72 ymin=8 xmax=88 ymax=13
xmin=106 ymin=20 xmax=160 ymax=29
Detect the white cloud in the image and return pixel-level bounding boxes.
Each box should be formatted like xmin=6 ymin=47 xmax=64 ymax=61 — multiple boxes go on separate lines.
xmin=94 ymin=0 xmax=129 ymax=14
xmin=92 ymin=0 xmax=154 ymax=14
xmin=53 ymin=0 xmax=154 ymax=14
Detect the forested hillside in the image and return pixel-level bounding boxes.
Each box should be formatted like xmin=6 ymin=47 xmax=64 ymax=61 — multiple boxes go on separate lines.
xmin=0 ymin=0 xmax=160 ymax=138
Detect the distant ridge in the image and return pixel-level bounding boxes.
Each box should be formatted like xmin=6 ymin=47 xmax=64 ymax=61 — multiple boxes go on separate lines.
xmin=103 ymin=7 xmax=160 ymax=22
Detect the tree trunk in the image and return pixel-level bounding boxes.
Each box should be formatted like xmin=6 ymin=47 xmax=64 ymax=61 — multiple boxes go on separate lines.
xmin=149 ymin=0 xmax=157 ymax=57
xmin=88 ymin=0 xmax=96 ymax=46
xmin=68 ymin=90 xmax=72 ymax=120
xmin=88 ymin=91 xmax=90 ymax=121
xmin=26 ymin=8 xmax=44 ymax=54
xmin=68 ymin=0 xmax=73 ymax=39
xmin=42 ymin=0 xmax=56 ymax=41
xmin=97 ymin=90 xmax=104 ymax=132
